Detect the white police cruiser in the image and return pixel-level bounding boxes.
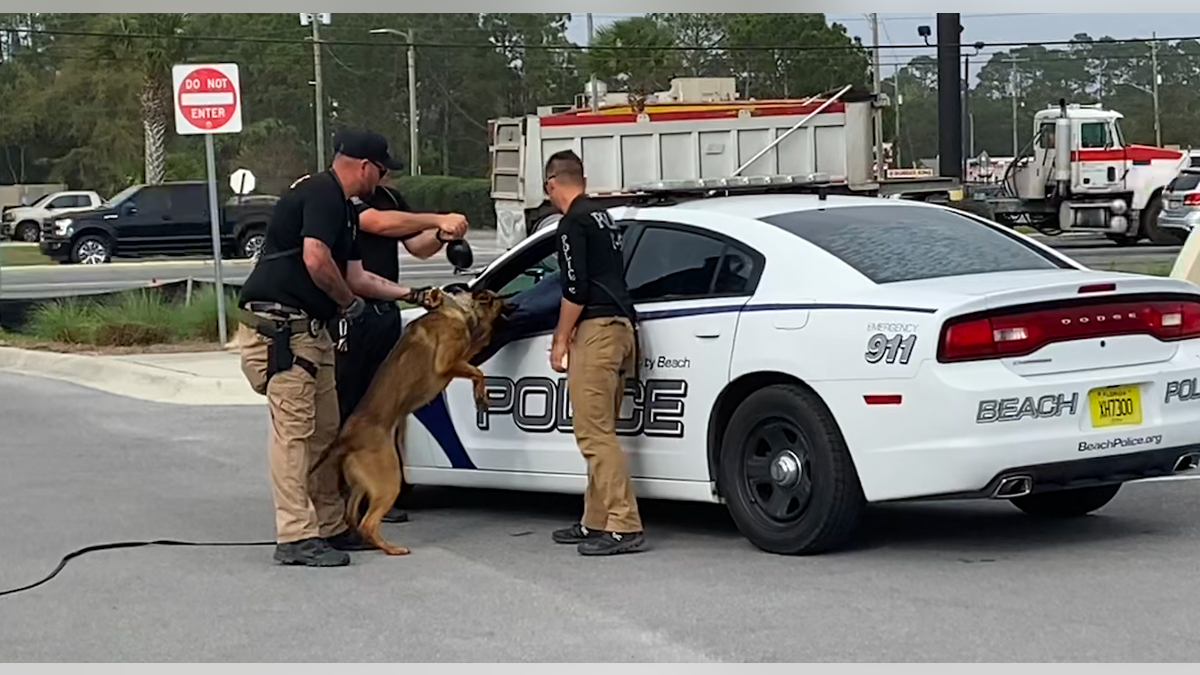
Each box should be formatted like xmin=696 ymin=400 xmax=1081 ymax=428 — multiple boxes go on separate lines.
xmin=397 ymin=174 xmax=1200 ymax=555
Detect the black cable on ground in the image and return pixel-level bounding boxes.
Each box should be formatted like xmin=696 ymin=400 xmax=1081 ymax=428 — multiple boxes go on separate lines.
xmin=0 ymin=539 xmax=276 ymax=598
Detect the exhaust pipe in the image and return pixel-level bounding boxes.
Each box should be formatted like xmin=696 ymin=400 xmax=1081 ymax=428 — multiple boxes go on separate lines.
xmin=992 ymin=475 xmax=1034 ymax=499
xmin=1174 ymin=452 xmax=1200 ymax=473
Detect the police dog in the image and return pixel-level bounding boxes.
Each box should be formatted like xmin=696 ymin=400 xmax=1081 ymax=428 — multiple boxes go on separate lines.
xmin=312 ymin=286 xmax=509 ymax=556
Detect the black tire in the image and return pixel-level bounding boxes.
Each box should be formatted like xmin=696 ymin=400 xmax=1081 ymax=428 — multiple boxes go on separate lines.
xmin=1141 ymin=194 xmax=1184 ymax=245
xmin=239 ymin=229 xmax=265 ymax=259
xmin=70 ymin=233 xmax=112 ymax=265
xmin=718 ymin=384 xmax=866 ymax=555
xmin=15 ymin=221 xmax=40 ymax=242
xmin=1010 ymin=484 xmax=1122 ymax=518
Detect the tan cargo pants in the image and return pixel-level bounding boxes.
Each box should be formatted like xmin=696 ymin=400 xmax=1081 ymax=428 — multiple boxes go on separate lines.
xmin=568 ymin=316 xmax=643 ymax=534
xmin=236 ymin=318 xmax=348 ymax=544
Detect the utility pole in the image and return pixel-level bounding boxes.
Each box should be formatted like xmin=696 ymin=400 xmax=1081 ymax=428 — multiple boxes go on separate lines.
xmin=1001 ymin=56 xmax=1028 ymax=157
xmin=587 ymin=13 xmax=599 ymax=113
xmin=1151 ymin=31 xmax=1162 ymax=147
xmin=935 ymin=13 xmax=962 ymax=179
xmin=408 ymin=29 xmax=419 ymax=175
xmin=894 ymin=64 xmax=902 ymax=167
xmin=870 ymin=13 xmax=884 ymax=181
xmin=301 ymin=13 xmax=331 ymax=170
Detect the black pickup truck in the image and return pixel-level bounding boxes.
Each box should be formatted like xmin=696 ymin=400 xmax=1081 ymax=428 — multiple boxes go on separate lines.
xmin=38 ymin=181 xmax=278 ymax=264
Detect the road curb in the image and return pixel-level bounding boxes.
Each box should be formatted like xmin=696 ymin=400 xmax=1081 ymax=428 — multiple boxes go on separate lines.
xmin=0 ymin=346 xmax=264 ymax=406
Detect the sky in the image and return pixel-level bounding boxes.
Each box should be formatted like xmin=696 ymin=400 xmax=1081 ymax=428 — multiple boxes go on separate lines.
xmin=564 ymin=13 xmax=1200 ymax=82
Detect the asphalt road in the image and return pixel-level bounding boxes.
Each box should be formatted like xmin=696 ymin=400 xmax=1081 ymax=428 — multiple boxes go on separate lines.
xmin=0 ymin=235 xmax=508 ymax=300
xmin=3 ymin=371 xmax=1200 ymax=662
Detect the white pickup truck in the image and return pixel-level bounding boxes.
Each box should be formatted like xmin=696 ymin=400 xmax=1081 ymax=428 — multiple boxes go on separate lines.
xmin=2 ymin=190 xmax=104 ymax=242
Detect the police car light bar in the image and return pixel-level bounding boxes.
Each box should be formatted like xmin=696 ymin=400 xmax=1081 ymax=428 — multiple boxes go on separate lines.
xmin=626 ymin=172 xmax=847 ymax=198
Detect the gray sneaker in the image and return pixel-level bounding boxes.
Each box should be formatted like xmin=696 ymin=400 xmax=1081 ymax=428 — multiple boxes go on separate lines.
xmin=274 ymin=537 xmax=351 ymax=567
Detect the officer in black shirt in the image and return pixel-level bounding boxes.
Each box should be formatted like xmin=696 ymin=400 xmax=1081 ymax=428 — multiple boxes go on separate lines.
xmin=236 ymin=129 xmax=421 ymax=568
xmin=542 ymin=149 xmax=647 ymax=557
xmin=338 ymin=176 xmax=468 ymax=523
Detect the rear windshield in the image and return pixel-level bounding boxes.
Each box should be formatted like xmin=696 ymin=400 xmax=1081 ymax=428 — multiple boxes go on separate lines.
xmin=760 ymin=204 xmax=1069 ymax=284
xmin=1168 ymin=172 xmax=1200 ymax=192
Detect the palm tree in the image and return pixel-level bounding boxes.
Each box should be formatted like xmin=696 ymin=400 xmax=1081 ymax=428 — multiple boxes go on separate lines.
xmin=94 ymin=13 xmax=191 ymax=185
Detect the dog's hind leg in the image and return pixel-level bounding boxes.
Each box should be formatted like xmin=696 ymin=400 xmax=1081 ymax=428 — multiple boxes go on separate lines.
xmin=345 ymin=450 xmax=409 ymax=556
xmin=359 ymin=488 xmax=407 ymax=555
xmin=345 ymin=484 xmax=367 ymax=532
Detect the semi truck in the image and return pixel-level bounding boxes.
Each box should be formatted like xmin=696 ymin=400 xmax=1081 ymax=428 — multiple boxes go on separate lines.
xmin=486 ymin=78 xmax=1189 ymax=247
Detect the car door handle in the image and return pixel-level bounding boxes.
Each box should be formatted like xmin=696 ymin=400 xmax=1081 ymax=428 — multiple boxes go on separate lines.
xmin=694 ymin=330 xmax=720 ymax=339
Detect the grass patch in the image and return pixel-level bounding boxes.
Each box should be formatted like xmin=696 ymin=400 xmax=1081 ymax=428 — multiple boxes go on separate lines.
xmin=0 ymin=244 xmax=52 ymax=266
xmin=1089 ymin=261 xmax=1175 ymax=277
xmin=18 ymin=286 xmax=240 ymax=347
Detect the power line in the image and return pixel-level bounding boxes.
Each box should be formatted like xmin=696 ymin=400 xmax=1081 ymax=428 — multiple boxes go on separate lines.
xmin=10 ymin=25 xmax=1200 ymax=54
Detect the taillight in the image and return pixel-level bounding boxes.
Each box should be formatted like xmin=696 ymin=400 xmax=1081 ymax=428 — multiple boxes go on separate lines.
xmin=938 ymin=298 xmax=1200 ymax=363
xmin=1185 ymin=193 xmax=1200 ymax=206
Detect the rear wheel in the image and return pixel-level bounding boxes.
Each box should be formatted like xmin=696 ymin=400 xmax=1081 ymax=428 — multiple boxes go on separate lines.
xmin=1010 ymin=484 xmax=1122 ymax=518
xmin=718 ymin=384 xmax=865 ymax=555
xmin=239 ymin=229 xmax=265 ymax=259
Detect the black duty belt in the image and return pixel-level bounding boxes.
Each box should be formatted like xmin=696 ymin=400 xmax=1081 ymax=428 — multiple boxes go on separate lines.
xmin=364 ymin=299 xmax=399 ymax=315
xmin=238 ymin=302 xmax=324 ymax=382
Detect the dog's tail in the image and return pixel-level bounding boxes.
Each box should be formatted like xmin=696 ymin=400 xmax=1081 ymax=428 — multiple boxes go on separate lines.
xmin=308 ymin=436 xmax=346 ymax=478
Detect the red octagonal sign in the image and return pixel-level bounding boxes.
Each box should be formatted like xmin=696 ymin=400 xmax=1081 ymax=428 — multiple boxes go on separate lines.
xmin=173 ymin=63 xmax=242 ymax=135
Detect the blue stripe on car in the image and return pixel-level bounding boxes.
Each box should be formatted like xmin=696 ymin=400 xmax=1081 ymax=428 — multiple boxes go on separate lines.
xmin=412 ymin=391 xmax=478 ymax=470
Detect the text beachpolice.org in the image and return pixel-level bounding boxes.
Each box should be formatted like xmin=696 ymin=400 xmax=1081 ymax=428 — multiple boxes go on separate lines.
xmin=1078 ymin=434 xmax=1163 ymax=453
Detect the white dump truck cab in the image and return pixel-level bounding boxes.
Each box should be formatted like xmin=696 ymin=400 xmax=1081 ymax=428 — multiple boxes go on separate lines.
xmin=1002 ymin=101 xmax=1188 ymax=244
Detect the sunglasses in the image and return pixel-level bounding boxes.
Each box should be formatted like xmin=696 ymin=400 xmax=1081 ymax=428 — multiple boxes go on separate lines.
xmin=368 ymin=160 xmax=388 ymax=178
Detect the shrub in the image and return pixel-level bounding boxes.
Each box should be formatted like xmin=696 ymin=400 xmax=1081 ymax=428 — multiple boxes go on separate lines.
xmin=394 ymin=175 xmax=495 ymax=230
xmin=19 ymin=285 xmax=242 ymax=347
xmin=90 ymin=290 xmax=180 ymax=345
xmin=26 ymin=296 xmax=101 ymax=344
xmin=176 ymin=284 xmax=242 ymax=342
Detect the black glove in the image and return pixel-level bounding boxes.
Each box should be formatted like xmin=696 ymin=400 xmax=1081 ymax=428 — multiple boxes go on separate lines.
xmin=405 ymin=286 xmax=441 ymax=310
xmin=342 ymin=296 xmax=366 ymax=322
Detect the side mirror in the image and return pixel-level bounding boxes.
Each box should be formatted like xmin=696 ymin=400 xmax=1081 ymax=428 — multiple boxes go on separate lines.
xmin=121 ymin=202 xmax=137 ymax=216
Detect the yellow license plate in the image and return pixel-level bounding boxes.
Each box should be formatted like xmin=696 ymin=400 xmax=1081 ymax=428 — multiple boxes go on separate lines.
xmin=1089 ymin=386 xmax=1143 ymax=428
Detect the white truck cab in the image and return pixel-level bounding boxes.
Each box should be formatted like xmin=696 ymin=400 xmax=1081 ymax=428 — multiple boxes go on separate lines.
xmin=1 ymin=190 xmax=104 ymax=242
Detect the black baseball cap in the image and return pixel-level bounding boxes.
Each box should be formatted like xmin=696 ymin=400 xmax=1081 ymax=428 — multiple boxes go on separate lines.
xmin=332 ymin=129 xmax=404 ymax=171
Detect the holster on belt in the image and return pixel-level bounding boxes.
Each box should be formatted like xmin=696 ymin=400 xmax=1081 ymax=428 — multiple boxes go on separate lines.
xmin=240 ymin=306 xmax=320 ymax=383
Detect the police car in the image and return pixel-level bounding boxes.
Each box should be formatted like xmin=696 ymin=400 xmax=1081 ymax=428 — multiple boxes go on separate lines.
xmin=397 ymin=174 xmax=1200 ymax=555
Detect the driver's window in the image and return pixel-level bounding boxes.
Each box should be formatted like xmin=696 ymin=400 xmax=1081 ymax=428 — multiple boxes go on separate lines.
xmin=497 ymin=251 xmax=559 ymax=297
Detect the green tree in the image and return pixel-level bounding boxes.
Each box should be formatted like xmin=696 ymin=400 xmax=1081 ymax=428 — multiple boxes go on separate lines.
xmin=91 ymin=13 xmax=194 ymax=185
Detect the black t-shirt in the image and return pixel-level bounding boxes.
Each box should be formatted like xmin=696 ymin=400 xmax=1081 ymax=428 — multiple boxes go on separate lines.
xmin=238 ymin=170 xmax=362 ymax=321
xmin=556 ymin=195 xmax=632 ymax=322
xmin=350 ymin=185 xmax=417 ymax=284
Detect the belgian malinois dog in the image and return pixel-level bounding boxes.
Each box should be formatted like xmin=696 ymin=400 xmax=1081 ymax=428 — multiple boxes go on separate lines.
xmin=311 ymin=286 xmax=510 ymax=556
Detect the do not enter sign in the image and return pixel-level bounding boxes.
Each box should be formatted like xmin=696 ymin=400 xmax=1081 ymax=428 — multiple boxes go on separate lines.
xmin=172 ymin=63 xmax=243 ymax=135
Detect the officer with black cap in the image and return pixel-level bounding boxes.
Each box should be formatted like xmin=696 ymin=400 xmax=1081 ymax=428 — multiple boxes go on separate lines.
xmin=236 ymin=129 xmax=424 ymax=568
xmin=337 ymin=157 xmax=471 ymax=523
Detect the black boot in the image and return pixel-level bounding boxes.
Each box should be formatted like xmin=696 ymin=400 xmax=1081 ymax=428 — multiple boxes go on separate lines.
xmin=326 ymin=528 xmax=377 ymax=551
xmin=273 ymin=537 xmax=350 ymax=567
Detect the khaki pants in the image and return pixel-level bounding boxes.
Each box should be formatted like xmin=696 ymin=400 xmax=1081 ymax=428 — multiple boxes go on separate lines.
xmin=237 ymin=320 xmax=348 ymax=544
xmin=568 ymin=316 xmax=642 ymax=533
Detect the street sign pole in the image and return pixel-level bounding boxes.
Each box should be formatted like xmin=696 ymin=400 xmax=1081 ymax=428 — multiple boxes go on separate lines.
xmin=172 ymin=62 xmax=243 ymax=348
xmin=204 ymin=134 xmax=227 ymax=346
